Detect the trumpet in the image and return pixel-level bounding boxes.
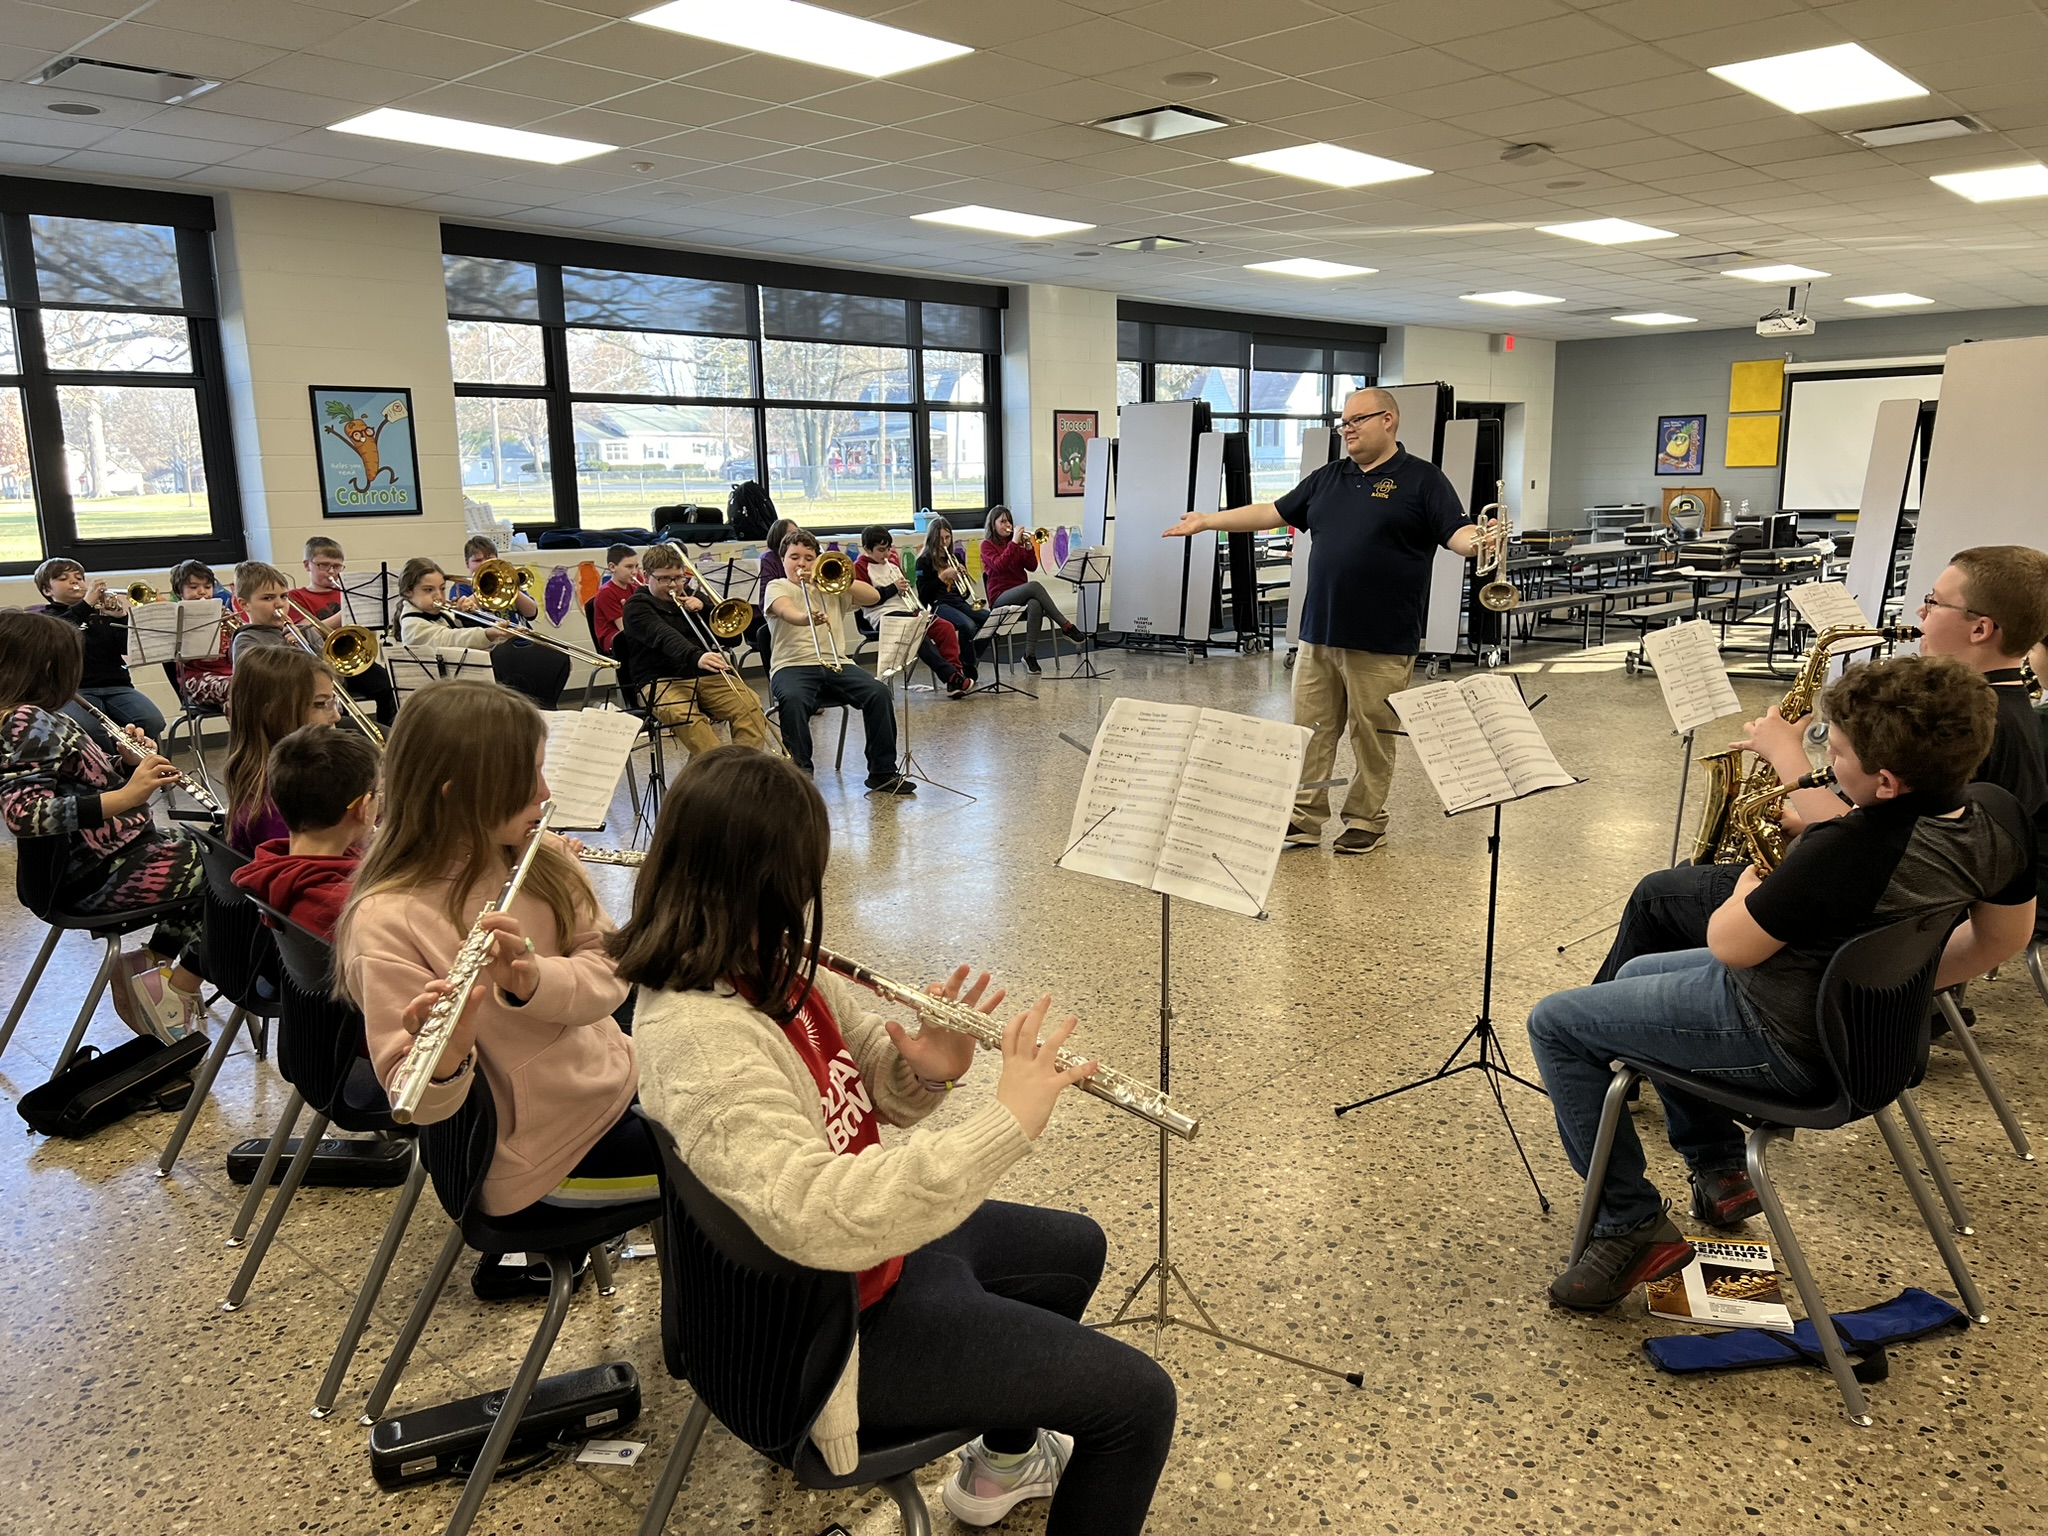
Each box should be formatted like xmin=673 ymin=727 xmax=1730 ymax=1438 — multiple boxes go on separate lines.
xmin=1026 ymin=527 xmax=1052 ymax=548
xmin=1473 ymin=483 xmax=1518 ymax=613
xmin=127 ymin=581 xmax=162 ymax=605
xmin=282 ymin=595 xmax=386 ymax=747
xmin=70 ymin=694 xmax=224 ymax=819
xmin=812 ymin=946 xmax=1199 ymax=1140
xmin=389 ymin=802 xmax=555 ymax=1123
xmin=467 ymin=558 xmax=617 ymax=669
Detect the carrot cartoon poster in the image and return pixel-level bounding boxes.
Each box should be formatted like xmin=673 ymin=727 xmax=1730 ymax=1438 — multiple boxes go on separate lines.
xmin=310 ymin=387 xmax=423 ymax=516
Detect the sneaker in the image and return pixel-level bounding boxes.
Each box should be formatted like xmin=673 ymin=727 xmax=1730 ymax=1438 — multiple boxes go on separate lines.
xmin=946 ymin=671 xmax=974 ymax=698
xmin=471 ymin=1250 xmax=589 ymax=1302
xmin=1333 ymin=827 xmax=1384 ymax=855
xmin=128 ymin=964 xmax=206 ymax=1045
xmin=110 ymin=950 xmax=156 ymax=1036
xmin=1548 ymin=1211 xmax=1695 ymax=1311
xmin=866 ymin=775 xmax=918 ymax=796
xmin=1023 ymin=655 xmax=1042 ymax=675
xmin=1284 ymin=818 xmax=1321 ymax=847
xmin=941 ymin=1431 xmax=1075 ymax=1527
xmin=1689 ymin=1167 xmax=1762 ymax=1228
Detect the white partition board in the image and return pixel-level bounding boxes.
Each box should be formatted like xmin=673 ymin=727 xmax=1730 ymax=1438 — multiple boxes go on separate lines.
xmin=1108 ymin=400 xmax=1199 ymax=637
xmin=1079 ymin=433 xmax=1114 ymax=632
xmin=1386 ymin=383 xmax=1446 ymax=460
xmin=1905 ymin=337 xmax=2048 ymax=611
xmin=1284 ymin=427 xmax=1337 ymax=646
xmin=1183 ymin=431 xmax=1224 ymax=638
xmin=1424 ymin=417 xmax=1479 ymax=657
xmin=1844 ymin=397 xmax=1921 ymax=626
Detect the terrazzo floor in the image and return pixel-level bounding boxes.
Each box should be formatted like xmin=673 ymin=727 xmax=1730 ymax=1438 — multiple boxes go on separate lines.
xmin=0 ymin=636 xmax=2042 ymax=1536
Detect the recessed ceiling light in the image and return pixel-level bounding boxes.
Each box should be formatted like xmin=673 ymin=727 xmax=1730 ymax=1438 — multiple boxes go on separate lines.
xmin=1539 ymin=217 xmax=1677 ymax=245
xmin=1708 ymin=43 xmax=1927 ymax=115
xmin=46 ymin=102 xmax=101 ymax=115
xmin=1163 ymin=71 xmax=1219 ymax=89
xmin=1722 ymin=263 xmax=1829 ymax=281
xmin=1613 ymin=312 xmax=1698 ymax=325
xmin=1931 ymin=163 xmax=2048 ymax=202
xmin=912 ymin=205 xmax=1095 ymax=238
xmin=1091 ymin=105 xmax=1229 ymax=142
xmin=1546 ymin=179 xmax=1586 ymax=190
xmin=1245 ymin=258 xmax=1376 ymax=279
xmin=1846 ymin=116 xmax=1979 ymax=148
xmin=1228 ymin=142 xmax=1431 ymax=188
xmin=1461 ymin=291 xmax=1563 ymax=307
xmin=629 ymin=0 xmax=970 ymax=77
xmin=1845 ymin=292 xmax=1933 ymax=308
xmin=328 ymin=108 xmax=614 ymax=164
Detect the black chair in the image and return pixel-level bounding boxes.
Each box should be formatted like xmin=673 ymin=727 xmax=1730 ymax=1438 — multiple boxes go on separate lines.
xmin=158 ymin=660 xmax=224 ymax=797
xmin=0 ymin=834 xmax=203 ymax=1075
xmin=156 ymin=830 xmax=281 ymax=1178
xmin=1570 ymin=906 xmax=1984 ymax=1424
xmin=637 ymin=1125 xmax=974 ymax=1536
xmin=610 ymin=630 xmax=671 ymax=832
xmin=361 ymin=1075 xmax=661 ymax=1536
xmin=1929 ymin=987 xmax=2033 ymax=1159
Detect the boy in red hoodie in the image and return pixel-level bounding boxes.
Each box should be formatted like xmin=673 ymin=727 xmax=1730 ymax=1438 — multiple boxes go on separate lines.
xmin=232 ymin=725 xmax=379 ymax=939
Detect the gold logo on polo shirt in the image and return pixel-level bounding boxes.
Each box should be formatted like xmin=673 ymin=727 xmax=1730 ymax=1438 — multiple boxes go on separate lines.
xmin=1370 ymin=477 xmax=1397 ymax=498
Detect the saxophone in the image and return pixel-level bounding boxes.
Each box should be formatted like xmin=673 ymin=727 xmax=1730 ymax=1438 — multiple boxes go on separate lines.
xmin=1688 ymin=625 xmax=1919 ymax=866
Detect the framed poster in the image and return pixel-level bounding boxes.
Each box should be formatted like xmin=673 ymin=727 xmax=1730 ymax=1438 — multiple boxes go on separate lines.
xmin=1655 ymin=413 xmax=1706 ymax=476
xmin=1053 ymin=409 xmax=1098 ymax=497
xmin=311 ymin=386 xmax=423 ymax=517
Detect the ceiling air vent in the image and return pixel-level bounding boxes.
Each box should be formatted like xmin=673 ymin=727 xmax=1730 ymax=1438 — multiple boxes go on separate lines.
xmin=1107 ymin=235 xmax=1197 ymax=253
xmin=27 ymin=56 xmax=219 ymax=104
xmin=1846 ymin=116 xmax=1981 ymax=148
xmin=1090 ymin=105 xmax=1229 ymax=142
xmin=1671 ymin=250 xmax=1755 ymax=270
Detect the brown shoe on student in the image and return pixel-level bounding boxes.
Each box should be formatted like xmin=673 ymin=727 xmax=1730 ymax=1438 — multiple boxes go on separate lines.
xmin=1333 ymin=828 xmax=1383 ymax=855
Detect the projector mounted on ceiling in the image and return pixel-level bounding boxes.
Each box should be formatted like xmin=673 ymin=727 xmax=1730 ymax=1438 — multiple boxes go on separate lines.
xmin=1757 ymin=283 xmax=1816 ymax=339
xmin=26 ymin=56 xmax=219 ymax=105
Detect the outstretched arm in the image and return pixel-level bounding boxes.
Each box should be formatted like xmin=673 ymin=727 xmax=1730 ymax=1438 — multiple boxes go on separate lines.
xmin=1163 ymin=503 xmax=1285 ymax=537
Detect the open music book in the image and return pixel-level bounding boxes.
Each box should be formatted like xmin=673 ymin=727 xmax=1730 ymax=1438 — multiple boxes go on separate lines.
xmin=1388 ymin=674 xmax=1577 ymax=816
xmin=125 ymin=598 xmax=223 ymax=665
xmin=1787 ymin=579 xmax=1872 ymax=635
xmin=1060 ymin=697 xmax=1309 ymax=918
xmin=1642 ymin=619 xmax=1741 ymax=735
xmin=541 ymin=709 xmax=646 ymax=829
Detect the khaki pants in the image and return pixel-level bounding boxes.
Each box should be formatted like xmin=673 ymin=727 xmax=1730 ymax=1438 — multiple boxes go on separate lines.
xmin=1290 ymin=643 xmax=1414 ymax=833
xmin=649 ymin=674 xmax=769 ymax=757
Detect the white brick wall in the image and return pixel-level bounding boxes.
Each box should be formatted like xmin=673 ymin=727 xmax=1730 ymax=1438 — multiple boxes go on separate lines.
xmin=1381 ymin=325 xmax=1556 ymax=528
xmin=999 ymin=284 xmax=1118 ymax=525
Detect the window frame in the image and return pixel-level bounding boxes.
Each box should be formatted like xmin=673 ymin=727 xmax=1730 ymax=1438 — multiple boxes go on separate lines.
xmin=0 ymin=177 xmax=241 ymax=576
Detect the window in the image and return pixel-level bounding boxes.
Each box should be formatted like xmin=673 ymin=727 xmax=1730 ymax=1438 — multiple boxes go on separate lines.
xmin=443 ymin=229 xmax=1003 ymax=533
xmin=0 ymin=190 xmax=240 ymax=572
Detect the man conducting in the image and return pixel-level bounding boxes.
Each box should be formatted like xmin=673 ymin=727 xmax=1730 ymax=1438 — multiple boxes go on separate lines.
xmin=1165 ymin=387 xmax=1485 ymax=854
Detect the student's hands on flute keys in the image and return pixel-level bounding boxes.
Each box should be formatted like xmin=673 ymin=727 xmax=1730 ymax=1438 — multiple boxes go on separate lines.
xmin=111 ymin=751 xmax=180 ymax=812
xmin=994 ymin=997 xmax=1097 ymax=1142
xmin=400 ymin=977 xmax=485 ymax=1080
xmin=886 ymin=964 xmax=998 ymax=1083
xmin=477 ymin=912 xmax=540 ymax=1001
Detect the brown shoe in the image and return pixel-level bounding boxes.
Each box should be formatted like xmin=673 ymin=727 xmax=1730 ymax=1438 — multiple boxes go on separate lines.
xmin=1333 ymin=828 xmax=1383 ymax=855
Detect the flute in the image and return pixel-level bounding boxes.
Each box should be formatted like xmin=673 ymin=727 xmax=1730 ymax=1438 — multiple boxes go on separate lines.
xmin=70 ymin=694 xmax=224 ymax=820
xmin=389 ymin=801 xmax=555 ymax=1124
xmin=811 ymin=946 xmax=1198 ymax=1141
xmin=575 ymin=846 xmax=645 ymax=867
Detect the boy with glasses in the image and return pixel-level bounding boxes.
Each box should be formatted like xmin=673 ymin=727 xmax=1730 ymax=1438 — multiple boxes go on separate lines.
xmin=288 ymin=536 xmax=398 ymax=727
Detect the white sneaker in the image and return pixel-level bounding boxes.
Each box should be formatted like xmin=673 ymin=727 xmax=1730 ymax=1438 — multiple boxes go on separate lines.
xmin=127 ymin=964 xmax=206 ymax=1045
xmin=941 ymin=1431 xmax=1074 ymax=1526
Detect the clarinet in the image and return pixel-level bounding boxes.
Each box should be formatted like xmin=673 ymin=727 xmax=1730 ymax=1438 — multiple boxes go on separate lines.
xmin=389 ymin=802 xmax=556 ymax=1124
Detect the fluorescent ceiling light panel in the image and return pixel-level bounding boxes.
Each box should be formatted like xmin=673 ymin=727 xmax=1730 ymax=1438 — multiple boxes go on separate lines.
xmin=1845 ymin=293 xmax=1933 ymax=308
xmin=1722 ymin=263 xmax=1829 ymax=281
xmin=1539 ymin=218 xmax=1676 ymax=245
xmin=1228 ymin=142 xmax=1431 ymax=188
xmin=1245 ymin=258 xmax=1376 ymax=278
xmin=1613 ymin=313 xmax=1698 ymax=325
xmin=1461 ymin=291 xmax=1563 ymax=307
xmin=630 ymin=0 xmax=970 ymax=77
xmin=327 ymin=108 xmax=614 ymax=164
xmin=1931 ymin=163 xmax=2048 ymax=202
xmin=1708 ymin=43 xmax=1927 ymax=115
xmin=912 ymin=205 xmax=1095 ymax=238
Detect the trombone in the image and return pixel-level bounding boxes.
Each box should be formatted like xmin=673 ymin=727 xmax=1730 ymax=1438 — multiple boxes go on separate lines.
xmin=666 ymin=551 xmax=761 ymax=714
xmin=282 ymin=595 xmax=387 ymax=746
xmin=1474 ymin=481 xmax=1518 ymax=613
xmin=463 ymin=558 xmax=617 ymax=669
xmin=796 ymin=552 xmax=853 ymax=672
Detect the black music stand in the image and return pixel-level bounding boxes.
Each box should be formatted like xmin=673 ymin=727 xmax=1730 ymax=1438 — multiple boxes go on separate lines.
xmin=973 ymin=607 xmax=1035 ymax=698
xmin=877 ymin=610 xmax=972 ymax=801
xmin=1050 ymin=547 xmax=1113 ymax=680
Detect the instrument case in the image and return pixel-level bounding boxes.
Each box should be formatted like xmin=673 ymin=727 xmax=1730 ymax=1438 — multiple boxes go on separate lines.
xmin=226 ymin=1134 xmax=414 ymax=1187
xmin=369 ymin=1362 xmax=640 ymax=1489
xmin=1739 ymin=551 xmax=1824 ymax=576
xmin=1622 ymin=523 xmax=1665 ymax=545
xmin=1519 ymin=529 xmax=1576 ymax=552
xmin=16 ymin=1034 xmax=205 ymax=1138
xmin=1676 ymin=541 xmax=1740 ymax=570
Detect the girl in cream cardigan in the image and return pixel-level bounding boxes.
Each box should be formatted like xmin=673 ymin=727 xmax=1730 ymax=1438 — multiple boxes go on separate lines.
xmin=620 ymin=747 xmax=1176 ymax=1534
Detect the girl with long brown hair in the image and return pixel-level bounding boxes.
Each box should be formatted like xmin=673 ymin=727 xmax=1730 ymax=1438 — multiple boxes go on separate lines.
xmin=224 ymin=646 xmax=344 ymax=855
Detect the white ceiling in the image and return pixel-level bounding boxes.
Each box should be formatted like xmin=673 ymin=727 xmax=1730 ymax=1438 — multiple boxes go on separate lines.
xmin=2 ymin=0 xmax=2047 ymax=339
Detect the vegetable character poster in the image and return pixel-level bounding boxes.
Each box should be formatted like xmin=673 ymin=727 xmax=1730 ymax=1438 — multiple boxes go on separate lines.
xmin=311 ymin=387 xmax=423 ymax=516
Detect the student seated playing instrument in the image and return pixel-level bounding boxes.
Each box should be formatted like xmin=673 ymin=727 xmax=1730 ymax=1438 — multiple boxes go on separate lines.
xmin=763 ymin=531 xmax=915 ymax=796
xmin=337 ymin=681 xmax=657 ymax=1235
xmin=853 ymin=525 xmax=972 ymax=697
xmin=232 ymin=725 xmax=379 ymax=941
xmin=229 ymin=561 xmax=315 ymax=665
xmin=748 ymin=517 xmax=801 ymax=665
xmin=979 ymin=507 xmax=1087 ymax=674
xmin=588 ymin=543 xmax=641 ymax=656
xmin=288 ymin=536 xmax=398 ymax=728
xmin=1594 ymin=544 xmax=2048 ymax=984
xmin=623 ymin=747 xmax=1177 ymax=1535
xmin=457 ymin=535 xmax=539 ymax=623
xmin=1530 ymin=654 xmax=2038 ymax=1311
xmin=914 ymin=518 xmax=987 ymax=660
xmin=391 ymin=557 xmax=516 ymax=660
xmin=0 ymin=611 xmax=209 ymax=1044
xmin=620 ymin=542 xmax=769 ymax=758
xmin=224 ymin=647 xmax=348 ymax=856
xmin=168 ymin=559 xmax=235 ymax=709
xmin=32 ymin=556 xmax=166 ymax=744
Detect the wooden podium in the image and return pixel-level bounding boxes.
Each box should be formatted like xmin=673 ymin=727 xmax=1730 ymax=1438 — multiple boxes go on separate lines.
xmin=1662 ymin=486 xmax=1723 ymax=530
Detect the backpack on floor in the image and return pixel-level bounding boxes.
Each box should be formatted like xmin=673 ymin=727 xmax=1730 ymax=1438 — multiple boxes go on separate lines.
xmin=728 ymin=480 xmax=777 ymax=541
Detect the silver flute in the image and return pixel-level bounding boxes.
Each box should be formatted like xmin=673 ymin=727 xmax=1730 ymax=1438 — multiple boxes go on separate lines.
xmin=70 ymin=693 xmax=225 ymax=819
xmin=390 ymin=801 xmax=556 ymax=1124
xmin=812 ymin=946 xmax=1198 ymax=1141
xmin=575 ymin=847 xmax=645 ymax=867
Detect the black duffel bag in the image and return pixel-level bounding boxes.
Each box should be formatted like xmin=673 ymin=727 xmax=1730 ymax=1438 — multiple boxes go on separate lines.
xmin=18 ymin=1033 xmax=207 ymax=1138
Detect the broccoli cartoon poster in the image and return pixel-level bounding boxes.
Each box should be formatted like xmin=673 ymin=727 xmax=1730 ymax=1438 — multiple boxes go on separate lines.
xmin=1052 ymin=410 xmax=1097 ymax=497
xmin=310 ymin=387 xmax=423 ymax=517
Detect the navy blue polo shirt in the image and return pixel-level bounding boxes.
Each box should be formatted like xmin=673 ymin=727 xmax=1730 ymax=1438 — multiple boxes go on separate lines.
xmin=1274 ymin=445 xmax=1470 ymax=655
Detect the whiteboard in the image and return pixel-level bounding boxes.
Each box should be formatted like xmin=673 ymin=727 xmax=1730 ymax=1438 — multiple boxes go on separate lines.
xmin=1782 ymin=370 xmax=1941 ymax=514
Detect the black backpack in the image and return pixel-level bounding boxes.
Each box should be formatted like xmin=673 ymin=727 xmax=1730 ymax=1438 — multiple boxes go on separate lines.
xmin=728 ymin=480 xmax=777 ymax=541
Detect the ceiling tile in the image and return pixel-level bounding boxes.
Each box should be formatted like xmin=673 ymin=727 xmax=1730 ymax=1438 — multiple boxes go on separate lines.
xmin=308 ymin=20 xmax=516 ymax=76
xmin=1365 ymin=0 xmax=1571 ymax=49
xmin=997 ymin=20 xmax=1189 ymax=74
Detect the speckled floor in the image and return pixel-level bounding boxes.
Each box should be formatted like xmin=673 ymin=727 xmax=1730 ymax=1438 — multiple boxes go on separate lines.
xmin=0 ymin=636 xmax=2042 ymax=1536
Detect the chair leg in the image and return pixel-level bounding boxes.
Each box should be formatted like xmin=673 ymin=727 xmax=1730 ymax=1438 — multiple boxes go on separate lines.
xmin=54 ymin=936 xmax=122 ymax=1074
xmin=1747 ymin=1127 xmax=1872 ymax=1425
xmin=1872 ymin=1105 xmax=1989 ymax=1323
xmin=1935 ymin=992 xmax=2033 ymax=1160
xmin=443 ymin=1254 xmax=579 ymax=1536
xmin=228 ymin=1089 xmax=304 ymax=1245
xmin=590 ymin=1241 xmax=616 ymax=1296
xmin=635 ymin=1397 xmax=713 ymax=1536
xmin=880 ymin=1470 xmax=934 ymax=1536
xmin=223 ymin=1109 xmax=331 ymax=1310
xmin=1567 ymin=1065 xmax=1638 ymax=1266
xmin=2026 ymin=940 xmax=2047 ymax=1009
xmin=313 ymin=1148 xmax=428 ymax=1418
xmin=362 ymin=1219 xmax=467 ymax=1424
xmin=0 ymin=923 xmax=63 ymax=1061
xmin=835 ymin=708 xmax=848 ymax=771
xmin=1894 ymin=1088 xmax=1972 ymax=1235
xmin=158 ymin=1006 xmax=247 ymax=1178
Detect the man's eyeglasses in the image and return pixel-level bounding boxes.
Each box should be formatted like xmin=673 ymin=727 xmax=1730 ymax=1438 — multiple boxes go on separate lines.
xmin=1920 ymin=592 xmax=1986 ymax=619
xmin=1338 ymin=410 xmax=1392 ymax=432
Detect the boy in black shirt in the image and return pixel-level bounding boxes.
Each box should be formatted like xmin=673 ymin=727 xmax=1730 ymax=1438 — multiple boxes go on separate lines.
xmin=619 ymin=541 xmax=768 ymax=758
xmin=34 ymin=557 xmax=165 ymax=744
xmin=1530 ymin=655 xmax=2037 ymax=1310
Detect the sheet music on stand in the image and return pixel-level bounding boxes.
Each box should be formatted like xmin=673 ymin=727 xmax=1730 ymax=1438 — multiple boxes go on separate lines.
xmin=1787 ymin=580 xmax=1872 ymax=636
xmin=1389 ymin=674 xmax=1578 ymax=816
xmin=1059 ymin=697 xmax=1309 ymax=917
xmin=541 ymin=709 xmax=646 ymax=829
xmin=874 ymin=611 xmax=930 ymax=679
xmin=339 ymin=570 xmax=398 ymax=631
xmin=1642 ymin=620 xmax=1742 ymax=735
xmin=126 ymin=598 xmax=223 ymax=666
